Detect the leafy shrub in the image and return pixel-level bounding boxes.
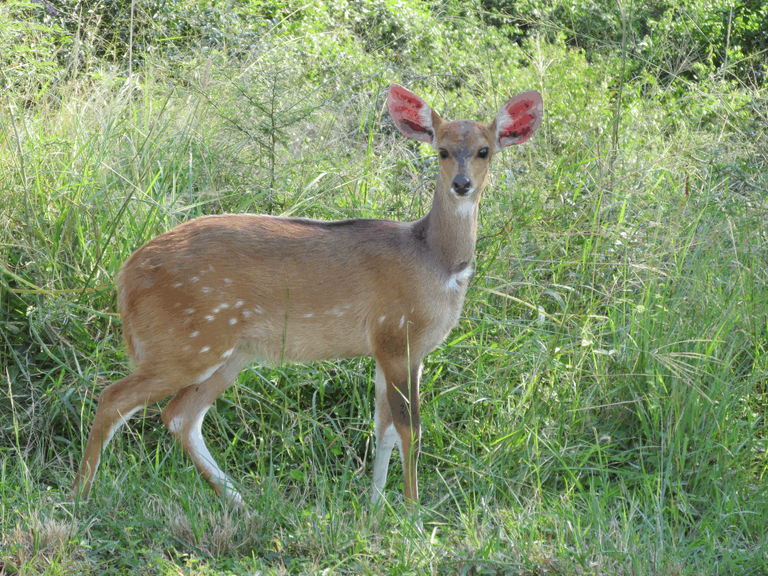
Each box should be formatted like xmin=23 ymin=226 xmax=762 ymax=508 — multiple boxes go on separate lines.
xmin=476 ymin=0 xmax=767 ymax=85
xmin=0 ymin=0 xmax=69 ymax=97
xmin=41 ymin=0 xmax=270 ymax=67
xmin=330 ymin=0 xmax=434 ymax=55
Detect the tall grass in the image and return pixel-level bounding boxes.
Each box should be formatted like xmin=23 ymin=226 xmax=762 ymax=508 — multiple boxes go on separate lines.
xmin=1 ymin=0 xmax=767 ymax=574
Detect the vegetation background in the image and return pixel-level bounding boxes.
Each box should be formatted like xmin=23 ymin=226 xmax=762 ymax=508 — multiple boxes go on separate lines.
xmin=1 ymin=0 xmax=766 ymax=573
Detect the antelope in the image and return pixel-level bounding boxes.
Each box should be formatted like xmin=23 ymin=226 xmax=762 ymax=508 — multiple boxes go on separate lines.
xmin=74 ymin=84 xmax=543 ymax=513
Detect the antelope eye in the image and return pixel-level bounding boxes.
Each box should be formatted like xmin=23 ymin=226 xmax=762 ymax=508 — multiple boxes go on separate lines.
xmin=439 ymin=149 xmax=449 ymax=159
xmin=477 ymin=147 xmax=489 ymax=159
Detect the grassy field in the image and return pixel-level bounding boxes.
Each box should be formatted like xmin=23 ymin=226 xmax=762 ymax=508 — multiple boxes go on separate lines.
xmin=1 ymin=0 xmax=767 ymax=574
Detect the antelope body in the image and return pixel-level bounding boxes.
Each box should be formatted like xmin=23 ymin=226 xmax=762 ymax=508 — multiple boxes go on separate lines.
xmin=75 ymin=84 xmax=543 ymax=511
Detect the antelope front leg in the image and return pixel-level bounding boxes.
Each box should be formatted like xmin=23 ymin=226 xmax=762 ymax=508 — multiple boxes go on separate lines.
xmin=373 ymin=355 xmax=423 ymax=512
xmin=371 ymin=362 xmax=397 ymax=505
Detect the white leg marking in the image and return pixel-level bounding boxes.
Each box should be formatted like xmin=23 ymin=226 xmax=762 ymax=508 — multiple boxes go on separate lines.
xmin=189 ymin=407 xmax=243 ymax=506
xmin=371 ymin=364 xmax=395 ymax=505
xmin=168 ymin=415 xmax=183 ymax=435
xmin=372 ymin=422 xmax=397 ymax=504
xmin=192 ymin=361 xmax=224 ymax=385
xmin=90 ymin=405 xmax=142 ymax=481
xmin=102 ymin=406 xmax=142 ymax=447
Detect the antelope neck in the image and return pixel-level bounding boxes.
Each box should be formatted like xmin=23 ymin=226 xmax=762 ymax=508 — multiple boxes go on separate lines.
xmin=418 ymin=177 xmax=478 ymax=274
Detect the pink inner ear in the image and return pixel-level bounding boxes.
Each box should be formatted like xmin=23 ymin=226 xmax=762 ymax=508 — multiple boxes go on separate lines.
xmin=388 ymin=85 xmax=434 ymax=143
xmin=496 ymin=92 xmax=542 ymax=147
xmin=390 ymin=85 xmax=425 ymax=112
xmin=498 ymin=111 xmax=536 ymax=141
xmin=505 ymin=99 xmax=535 ymax=118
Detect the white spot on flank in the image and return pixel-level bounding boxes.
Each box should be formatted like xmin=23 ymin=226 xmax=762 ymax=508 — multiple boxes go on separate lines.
xmin=200 ymin=346 xmax=210 ymax=353
xmin=399 ymin=316 xmax=405 ymax=329
xmin=191 ymin=277 xmax=199 ymax=283
xmin=205 ymin=315 xmax=215 ymax=322
xmin=229 ymin=318 xmax=237 ymax=325
xmin=219 ymin=303 xmax=229 ymax=309
xmin=253 ymin=306 xmax=263 ymax=314
xmin=201 ymin=286 xmax=212 ymax=293
xmin=329 ymin=308 xmax=345 ymax=317
xmin=174 ymin=303 xmax=181 ymax=308
xmin=224 ymin=278 xmax=232 ymax=285
xmin=234 ymin=300 xmax=244 ymax=308
xmin=172 ymin=282 xmax=183 ymax=288
xmin=190 ymin=331 xmax=199 ymax=338
xmin=221 ymin=348 xmax=235 ymax=359
xmin=303 ymin=313 xmax=314 ymax=318
xmin=184 ymin=308 xmax=195 ymax=314
xmin=242 ymin=310 xmax=251 ymax=318
xmin=183 ymin=345 xmax=191 ymax=351
xmin=378 ymin=316 xmax=386 ymax=324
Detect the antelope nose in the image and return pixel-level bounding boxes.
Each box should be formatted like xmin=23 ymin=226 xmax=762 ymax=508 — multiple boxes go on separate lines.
xmin=452 ymin=175 xmax=471 ymax=196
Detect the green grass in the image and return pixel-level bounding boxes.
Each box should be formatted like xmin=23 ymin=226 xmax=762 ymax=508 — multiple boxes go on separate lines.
xmin=1 ymin=0 xmax=767 ymax=574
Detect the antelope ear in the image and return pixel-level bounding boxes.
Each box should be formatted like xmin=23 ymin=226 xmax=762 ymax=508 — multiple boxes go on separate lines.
xmin=492 ymin=90 xmax=543 ymax=151
xmin=387 ymin=84 xmax=440 ymax=149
